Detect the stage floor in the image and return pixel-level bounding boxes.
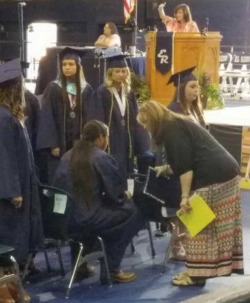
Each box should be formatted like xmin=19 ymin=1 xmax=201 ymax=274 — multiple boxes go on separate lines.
xmin=204 ymin=99 xmax=250 ymax=126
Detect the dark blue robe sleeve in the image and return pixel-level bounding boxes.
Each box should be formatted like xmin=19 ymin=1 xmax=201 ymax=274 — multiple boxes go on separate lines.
xmin=92 ymin=85 xmax=111 ymax=123
xmin=0 ymin=112 xmax=21 ymax=199
xmin=129 ymin=92 xmax=151 ymax=155
xmin=36 ymin=82 xmax=61 ymax=150
xmin=82 ymin=83 xmax=93 ymax=122
xmin=95 ymin=153 xmax=126 ymax=204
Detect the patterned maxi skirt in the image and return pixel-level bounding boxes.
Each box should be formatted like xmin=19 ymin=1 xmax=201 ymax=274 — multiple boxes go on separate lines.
xmin=185 ymin=176 xmax=244 ymax=278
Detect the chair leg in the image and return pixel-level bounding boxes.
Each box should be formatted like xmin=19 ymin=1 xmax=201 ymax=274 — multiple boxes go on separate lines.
xmin=43 ymin=249 xmax=52 ymax=272
xmin=155 ymin=222 xmax=160 ymax=230
xmin=146 ymin=222 xmax=156 ymax=259
xmin=66 ymin=242 xmax=84 ymax=299
xmin=162 ymin=233 xmax=173 ymax=274
xmin=21 ymin=253 xmax=33 ymax=281
xmin=55 ymin=241 xmax=65 ymax=277
xmin=97 ymin=237 xmax=112 ymax=286
xmin=130 ymin=239 xmax=136 ymax=254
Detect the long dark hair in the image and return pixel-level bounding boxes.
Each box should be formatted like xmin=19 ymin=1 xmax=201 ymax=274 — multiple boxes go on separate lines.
xmin=173 ymin=81 xmax=205 ymax=127
xmin=58 ymin=58 xmax=83 ymax=109
xmin=70 ymin=120 xmax=108 ymax=209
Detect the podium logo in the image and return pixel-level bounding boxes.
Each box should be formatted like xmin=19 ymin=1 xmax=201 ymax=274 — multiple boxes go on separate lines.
xmin=157 ymin=49 xmax=169 ymax=64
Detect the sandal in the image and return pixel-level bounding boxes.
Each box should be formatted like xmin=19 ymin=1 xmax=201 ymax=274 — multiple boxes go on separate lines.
xmin=172 ymin=271 xmax=188 ymax=281
xmin=172 ymin=274 xmax=206 ymax=287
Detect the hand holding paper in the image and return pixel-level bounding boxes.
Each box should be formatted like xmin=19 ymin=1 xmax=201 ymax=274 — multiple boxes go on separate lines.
xmin=179 ymin=197 xmax=192 ymax=214
xmin=177 ymin=193 xmax=216 ymax=237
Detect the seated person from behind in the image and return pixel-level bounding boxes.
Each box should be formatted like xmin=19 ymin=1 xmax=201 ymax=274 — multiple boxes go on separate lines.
xmin=158 ymin=2 xmax=199 ymax=33
xmin=53 ymin=120 xmax=145 ymax=283
xmin=94 ymin=22 xmax=121 ymax=48
xmin=53 ymin=120 xmax=177 ymax=282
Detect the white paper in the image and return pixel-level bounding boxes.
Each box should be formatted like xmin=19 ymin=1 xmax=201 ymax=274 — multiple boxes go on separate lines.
xmin=127 ymin=178 xmax=135 ymax=196
xmin=53 ymin=194 xmax=67 ymax=214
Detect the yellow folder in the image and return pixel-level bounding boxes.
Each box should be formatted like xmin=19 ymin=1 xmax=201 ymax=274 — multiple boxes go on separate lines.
xmin=177 ymin=193 xmax=216 ymax=237
xmin=240 ymin=178 xmax=250 ymax=190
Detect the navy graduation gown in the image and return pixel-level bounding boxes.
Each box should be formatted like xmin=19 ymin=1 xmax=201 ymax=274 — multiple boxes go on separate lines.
xmin=0 ymin=106 xmax=43 ymax=264
xmin=24 ymin=89 xmax=40 ymax=153
xmin=93 ymin=84 xmax=150 ymax=187
xmin=36 ymin=81 xmax=93 ymax=183
xmin=37 ymin=81 xmax=93 ymax=154
xmin=53 ymin=147 xmax=145 ymax=271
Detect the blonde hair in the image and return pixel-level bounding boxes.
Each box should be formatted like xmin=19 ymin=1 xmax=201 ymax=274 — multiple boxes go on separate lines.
xmin=104 ymin=67 xmax=131 ymax=93
xmin=138 ymin=100 xmax=182 ymax=144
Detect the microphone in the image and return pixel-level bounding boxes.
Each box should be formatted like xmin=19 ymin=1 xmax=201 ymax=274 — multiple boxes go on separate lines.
xmin=201 ymin=17 xmax=209 ymax=36
xmin=205 ymin=18 xmax=209 ymax=31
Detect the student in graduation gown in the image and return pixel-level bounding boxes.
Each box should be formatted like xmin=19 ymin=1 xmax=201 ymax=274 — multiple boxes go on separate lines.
xmin=93 ymin=55 xmax=151 ymax=188
xmin=137 ymin=100 xmax=243 ymax=286
xmin=168 ymin=67 xmax=206 ymax=127
xmin=36 ymin=47 xmax=93 ymax=183
xmin=53 ymin=120 xmax=147 ymax=283
xmin=0 ymin=59 xmax=43 ymax=300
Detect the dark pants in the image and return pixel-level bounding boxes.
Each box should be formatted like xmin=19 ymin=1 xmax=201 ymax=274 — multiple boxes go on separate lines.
xmin=71 ymin=202 xmax=146 ymax=272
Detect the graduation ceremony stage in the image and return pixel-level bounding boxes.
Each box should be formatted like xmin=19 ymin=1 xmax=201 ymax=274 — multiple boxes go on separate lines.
xmin=21 ymin=98 xmax=250 ymax=303
xmin=204 ymin=98 xmax=250 ymax=176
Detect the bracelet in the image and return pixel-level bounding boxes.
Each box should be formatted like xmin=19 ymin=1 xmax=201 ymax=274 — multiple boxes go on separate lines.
xmin=181 ymin=194 xmax=189 ymax=199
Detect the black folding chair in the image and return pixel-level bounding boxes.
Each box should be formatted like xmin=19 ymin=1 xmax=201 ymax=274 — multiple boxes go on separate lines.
xmin=130 ymin=172 xmax=179 ymax=271
xmin=39 ymin=184 xmax=112 ymax=298
xmin=0 ymin=243 xmax=26 ymax=303
xmin=128 ymin=173 xmax=157 ymax=258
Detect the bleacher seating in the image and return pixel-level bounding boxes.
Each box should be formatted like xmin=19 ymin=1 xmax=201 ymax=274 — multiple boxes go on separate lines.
xmin=219 ymin=52 xmax=250 ymax=98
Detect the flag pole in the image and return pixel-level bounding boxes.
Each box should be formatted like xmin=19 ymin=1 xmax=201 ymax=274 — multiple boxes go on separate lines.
xmin=133 ymin=0 xmax=138 ymax=49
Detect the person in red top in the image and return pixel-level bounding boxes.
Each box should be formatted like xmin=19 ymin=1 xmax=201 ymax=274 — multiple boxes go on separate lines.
xmin=158 ymin=2 xmax=199 ymax=33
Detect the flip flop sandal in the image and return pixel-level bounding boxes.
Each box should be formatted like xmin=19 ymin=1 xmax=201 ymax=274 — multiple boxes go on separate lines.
xmin=172 ymin=271 xmax=188 ymax=281
xmin=172 ymin=275 xmax=206 ymax=287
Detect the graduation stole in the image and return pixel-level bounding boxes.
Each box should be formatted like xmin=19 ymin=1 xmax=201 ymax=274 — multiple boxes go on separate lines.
xmin=107 ymin=87 xmax=132 ymax=159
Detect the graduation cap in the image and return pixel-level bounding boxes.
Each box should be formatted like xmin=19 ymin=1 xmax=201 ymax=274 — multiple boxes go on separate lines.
xmin=58 ymin=46 xmax=90 ymax=63
xmin=167 ymin=66 xmax=197 ymax=87
xmin=167 ymin=66 xmax=197 ymax=103
xmin=0 ymin=58 xmax=22 ymax=86
xmin=107 ymin=54 xmax=128 ymax=69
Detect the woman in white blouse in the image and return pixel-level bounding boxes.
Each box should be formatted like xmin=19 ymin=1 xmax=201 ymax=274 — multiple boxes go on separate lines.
xmin=94 ymin=22 xmax=121 ymax=48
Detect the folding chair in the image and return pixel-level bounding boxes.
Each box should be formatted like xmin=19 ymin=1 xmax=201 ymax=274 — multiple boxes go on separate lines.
xmin=39 ymin=184 xmax=112 ymax=298
xmin=0 ymin=243 xmax=26 ymax=303
xmin=128 ymin=173 xmax=156 ymax=258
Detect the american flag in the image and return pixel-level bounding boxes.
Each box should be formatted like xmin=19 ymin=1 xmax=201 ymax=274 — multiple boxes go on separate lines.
xmin=124 ymin=0 xmax=136 ymax=23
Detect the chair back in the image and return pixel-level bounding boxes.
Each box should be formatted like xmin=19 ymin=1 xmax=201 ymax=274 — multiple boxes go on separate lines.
xmin=39 ymin=184 xmax=73 ymax=241
xmin=137 ymin=154 xmax=156 ymax=174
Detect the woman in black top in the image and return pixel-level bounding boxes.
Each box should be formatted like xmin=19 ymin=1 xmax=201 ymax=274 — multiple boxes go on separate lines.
xmin=137 ymin=100 xmax=244 ymax=286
